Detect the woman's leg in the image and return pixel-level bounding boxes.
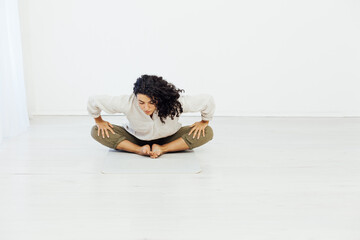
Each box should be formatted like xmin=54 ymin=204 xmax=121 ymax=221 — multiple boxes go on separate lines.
xmin=90 ymin=125 xmax=151 ymax=156
xmin=150 ymin=125 xmax=214 ymax=158
xmin=116 ymin=140 xmax=151 ymax=156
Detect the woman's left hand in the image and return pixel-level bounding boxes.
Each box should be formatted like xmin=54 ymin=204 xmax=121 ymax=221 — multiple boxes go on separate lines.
xmin=188 ymin=120 xmax=209 ymax=139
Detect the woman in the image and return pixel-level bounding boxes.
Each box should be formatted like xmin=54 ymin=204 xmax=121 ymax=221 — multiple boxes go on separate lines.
xmin=87 ymin=74 xmax=215 ymax=159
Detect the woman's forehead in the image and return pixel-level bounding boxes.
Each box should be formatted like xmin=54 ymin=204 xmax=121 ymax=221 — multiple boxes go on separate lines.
xmin=137 ymin=94 xmax=152 ymax=101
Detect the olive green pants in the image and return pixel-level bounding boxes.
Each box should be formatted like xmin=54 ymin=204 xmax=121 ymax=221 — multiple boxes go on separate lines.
xmin=91 ymin=124 xmax=213 ymax=150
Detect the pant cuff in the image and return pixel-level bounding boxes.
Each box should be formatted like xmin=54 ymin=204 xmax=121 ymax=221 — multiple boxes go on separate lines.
xmin=181 ymin=136 xmax=193 ymax=150
xmin=112 ymin=136 xmax=127 ymax=149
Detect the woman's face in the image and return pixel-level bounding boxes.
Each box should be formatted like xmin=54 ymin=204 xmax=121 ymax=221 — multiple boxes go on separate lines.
xmin=137 ymin=94 xmax=156 ymax=116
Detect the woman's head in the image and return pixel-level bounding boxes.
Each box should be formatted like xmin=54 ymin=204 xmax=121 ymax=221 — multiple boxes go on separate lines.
xmin=133 ymin=75 xmax=185 ymax=123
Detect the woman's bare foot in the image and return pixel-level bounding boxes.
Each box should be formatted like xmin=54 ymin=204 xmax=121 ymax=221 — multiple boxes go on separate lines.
xmin=137 ymin=144 xmax=151 ymax=156
xmin=150 ymin=144 xmax=165 ymax=159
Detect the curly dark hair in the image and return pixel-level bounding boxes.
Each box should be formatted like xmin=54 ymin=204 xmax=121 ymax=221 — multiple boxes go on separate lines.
xmin=133 ymin=75 xmax=185 ymax=124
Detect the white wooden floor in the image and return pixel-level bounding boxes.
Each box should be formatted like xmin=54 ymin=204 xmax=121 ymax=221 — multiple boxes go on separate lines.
xmin=0 ymin=116 xmax=359 ymax=240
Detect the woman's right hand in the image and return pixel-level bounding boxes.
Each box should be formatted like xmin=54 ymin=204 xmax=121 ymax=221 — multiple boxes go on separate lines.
xmin=96 ymin=120 xmax=115 ymax=138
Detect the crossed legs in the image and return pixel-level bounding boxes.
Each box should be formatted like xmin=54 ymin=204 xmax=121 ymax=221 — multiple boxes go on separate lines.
xmin=116 ymin=137 xmax=189 ymax=159
xmin=91 ymin=125 xmax=213 ymax=159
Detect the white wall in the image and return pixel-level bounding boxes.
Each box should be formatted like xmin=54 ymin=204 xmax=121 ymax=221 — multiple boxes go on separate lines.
xmin=18 ymin=0 xmax=360 ymax=117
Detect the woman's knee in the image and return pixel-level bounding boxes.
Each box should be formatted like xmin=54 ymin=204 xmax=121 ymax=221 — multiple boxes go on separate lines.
xmin=205 ymin=126 xmax=214 ymax=140
xmin=90 ymin=125 xmax=120 ymax=148
xmin=90 ymin=124 xmax=139 ymax=149
xmin=182 ymin=125 xmax=214 ymax=150
xmin=91 ymin=125 xmax=100 ymax=140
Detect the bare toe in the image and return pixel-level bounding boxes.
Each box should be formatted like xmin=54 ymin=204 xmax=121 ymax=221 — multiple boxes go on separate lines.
xmin=151 ymin=144 xmax=163 ymax=158
xmin=139 ymin=145 xmax=151 ymax=156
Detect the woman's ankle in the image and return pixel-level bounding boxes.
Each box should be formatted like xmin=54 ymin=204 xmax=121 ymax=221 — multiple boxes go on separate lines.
xmin=116 ymin=140 xmax=141 ymax=154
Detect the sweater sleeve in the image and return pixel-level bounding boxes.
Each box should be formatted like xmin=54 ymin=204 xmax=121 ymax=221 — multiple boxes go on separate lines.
xmin=87 ymin=94 xmax=132 ymax=118
xmin=179 ymin=94 xmax=216 ymax=121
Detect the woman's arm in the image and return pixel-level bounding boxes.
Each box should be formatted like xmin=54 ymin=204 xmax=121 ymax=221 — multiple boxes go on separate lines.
xmin=178 ymin=94 xmax=215 ymax=139
xmin=178 ymin=94 xmax=215 ymax=121
xmin=87 ymin=94 xmax=132 ymax=118
xmin=87 ymin=94 xmax=132 ymax=138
